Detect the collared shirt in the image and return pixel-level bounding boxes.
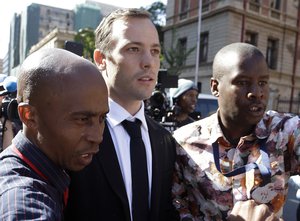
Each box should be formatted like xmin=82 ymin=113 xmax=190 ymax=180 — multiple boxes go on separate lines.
xmin=172 ymin=110 xmax=300 ymax=220
xmin=106 ymin=98 xmax=153 ymax=219
xmin=0 ymin=131 xmax=70 ymax=221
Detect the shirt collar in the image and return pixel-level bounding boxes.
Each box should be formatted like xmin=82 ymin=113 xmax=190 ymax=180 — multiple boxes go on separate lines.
xmin=107 ymin=98 xmax=148 ymax=131
xmin=209 ymin=111 xmax=269 ymax=146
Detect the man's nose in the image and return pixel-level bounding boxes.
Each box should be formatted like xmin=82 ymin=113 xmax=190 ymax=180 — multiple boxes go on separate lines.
xmin=247 ymin=84 xmax=263 ymax=100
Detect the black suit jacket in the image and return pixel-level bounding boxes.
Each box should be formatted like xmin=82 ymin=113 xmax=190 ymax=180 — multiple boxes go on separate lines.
xmin=64 ymin=116 xmax=179 ymax=221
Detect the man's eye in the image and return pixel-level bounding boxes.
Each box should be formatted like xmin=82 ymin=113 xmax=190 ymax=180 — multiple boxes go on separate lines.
xmin=237 ymin=81 xmax=248 ymax=86
xmin=259 ymin=81 xmax=268 ymax=86
xmin=99 ymin=115 xmax=107 ymax=124
xmin=151 ymin=49 xmax=161 ymax=56
xmin=79 ymin=117 xmax=89 ymax=122
xmin=128 ymin=47 xmax=139 ymax=52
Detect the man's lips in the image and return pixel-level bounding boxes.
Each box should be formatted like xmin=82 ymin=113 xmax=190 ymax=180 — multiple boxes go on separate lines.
xmin=138 ymin=76 xmax=153 ymax=81
xmin=248 ymin=103 xmax=265 ymax=114
xmin=79 ymin=148 xmax=99 ymax=158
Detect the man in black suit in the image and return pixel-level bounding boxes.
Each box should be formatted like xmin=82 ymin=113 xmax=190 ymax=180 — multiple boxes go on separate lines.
xmin=64 ymin=8 xmax=179 ymax=221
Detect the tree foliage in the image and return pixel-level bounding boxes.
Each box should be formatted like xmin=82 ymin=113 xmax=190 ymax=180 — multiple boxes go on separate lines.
xmin=74 ymin=28 xmax=95 ymax=60
xmin=143 ymin=1 xmax=166 ymax=42
xmin=144 ymin=2 xmax=195 ymax=76
xmin=144 ymin=1 xmax=166 ymax=26
xmin=162 ymin=30 xmax=196 ymax=76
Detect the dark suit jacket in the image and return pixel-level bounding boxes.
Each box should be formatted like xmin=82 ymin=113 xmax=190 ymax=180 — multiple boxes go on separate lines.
xmin=64 ymin=116 xmax=179 ymax=221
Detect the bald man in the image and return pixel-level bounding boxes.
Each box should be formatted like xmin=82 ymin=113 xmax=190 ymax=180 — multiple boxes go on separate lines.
xmin=172 ymin=42 xmax=299 ymax=220
xmin=0 ymin=48 xmax=109 ymax=220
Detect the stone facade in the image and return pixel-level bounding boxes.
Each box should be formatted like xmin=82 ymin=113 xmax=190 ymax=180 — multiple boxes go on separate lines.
xmin=163 ymin=0 xmax=300 ymax=114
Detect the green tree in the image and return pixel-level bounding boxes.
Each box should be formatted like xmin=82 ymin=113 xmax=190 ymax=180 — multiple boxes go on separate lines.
xmin=143 ymin=2 xmax=195 ymax=76
xmin=162 ymin=30 xmax=196 ymax=76
xmin=74 ymin=28 xmax=95 ymax=60
xmin=143 ymin=1 xmax=166 ymax=42
xmin=145 ymin=1 xmax=166 ymax=26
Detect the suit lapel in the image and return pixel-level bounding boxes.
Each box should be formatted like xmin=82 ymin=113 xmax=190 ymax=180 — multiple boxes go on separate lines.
xmin=146 ymin=117 xmax=162 ymax=220
xmin=95 ymin=123 xmax=131 ymax=220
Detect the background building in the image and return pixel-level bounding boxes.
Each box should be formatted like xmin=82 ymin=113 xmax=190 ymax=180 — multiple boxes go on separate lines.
xmin=2 ymin=54 xmax=9 ymax=76
xmin=29 ymin=28 xmax=76 ymax=54
xmin=74 ymin=3 xmax=102 ymax=31
xmin=163 ymin=0 xmax=300 ymax=114
xmin=7 ymin=1 xmax=120 ymax=77
xmin=19 ymin=3 xmax=74 ymax=64
xmin=9 ymin=13 xmax=21 ymax=74
xmin=74 ymin=1 xmax=119 ymax=31
xmin=0 ymin=59 xmax=3 ymax=75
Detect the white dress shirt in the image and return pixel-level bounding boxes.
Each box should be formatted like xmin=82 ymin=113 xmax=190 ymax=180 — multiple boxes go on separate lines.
xmin=106 ymin=98 xmax=152 ymax=219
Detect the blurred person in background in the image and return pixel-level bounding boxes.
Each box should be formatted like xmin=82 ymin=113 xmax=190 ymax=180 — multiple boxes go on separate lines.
xmin=0 ymin=75 xmax=20 ymax=151
xmin=169 ymin=78 xmax=199 ymax=128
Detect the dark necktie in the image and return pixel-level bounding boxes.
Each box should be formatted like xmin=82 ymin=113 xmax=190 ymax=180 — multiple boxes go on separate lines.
xmin=122 ymin=119 xmax=149 ymax=221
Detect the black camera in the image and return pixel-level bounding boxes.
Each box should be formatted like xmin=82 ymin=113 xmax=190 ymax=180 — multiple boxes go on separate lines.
xmin=0 ymin=76 xmax=21 ymax=125
xmin=145 ymin=70 xmax=179 ymax=131
xmin=1 ymin=94 xmax=19 ymax=123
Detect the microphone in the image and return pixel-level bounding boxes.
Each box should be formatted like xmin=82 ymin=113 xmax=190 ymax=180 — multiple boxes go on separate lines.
xmin=0 ymin=76 xmax=17 ymax=96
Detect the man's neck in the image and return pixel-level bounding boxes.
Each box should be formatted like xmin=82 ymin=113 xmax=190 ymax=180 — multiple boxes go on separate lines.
xmin=218 ymin=115 xmax=255 ymax=145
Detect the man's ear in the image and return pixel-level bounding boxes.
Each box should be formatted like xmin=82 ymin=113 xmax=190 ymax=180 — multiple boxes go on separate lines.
xmin=210 ymin=78 xmax=219 ymax=97
xmin=18 ymin=103 xmax=37 ymax=129
xmin=94 ymin=49 xmax=106 ymax=71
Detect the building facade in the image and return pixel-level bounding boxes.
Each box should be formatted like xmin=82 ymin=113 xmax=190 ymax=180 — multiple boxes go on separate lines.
xmin=2 ymin=54 xmax=9 ymax=76
xmin=9 ymin=13 xmax=21 ymax=73
xmin=19 ymin=4 xmax=74 ymax=64
xmin=0 ymin=59 xmax=3 ymax=75
xmin=29 ymin=28 xmax=76 ymax=54
xmin=163 ymin=0 xmax=300 ymax=113
xmin=74 ymin=3 xmax=103 ymax=31
xmin=7 ymin=1 xmax=121 ymax=76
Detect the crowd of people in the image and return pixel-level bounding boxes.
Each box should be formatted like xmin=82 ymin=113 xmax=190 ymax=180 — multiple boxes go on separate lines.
xmin=0 ymin=7 xmax=299 ymax=221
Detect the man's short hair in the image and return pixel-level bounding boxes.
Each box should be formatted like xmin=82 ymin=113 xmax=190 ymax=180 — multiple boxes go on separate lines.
xmin=94 ymin=8 xmax=152 ymax=56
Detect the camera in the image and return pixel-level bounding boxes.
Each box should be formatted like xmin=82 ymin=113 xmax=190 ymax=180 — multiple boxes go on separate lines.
xmin=0 ymin=76 xmax=21 ymax=126
xmin=1 ymin=94 xmax=19 ymax=123
xmin=145 ymin=70 xmax=179 ymax=132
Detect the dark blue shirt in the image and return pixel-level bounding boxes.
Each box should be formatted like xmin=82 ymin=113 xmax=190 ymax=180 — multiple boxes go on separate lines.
xmin=0 ymin=131 xmax=70 ymax=220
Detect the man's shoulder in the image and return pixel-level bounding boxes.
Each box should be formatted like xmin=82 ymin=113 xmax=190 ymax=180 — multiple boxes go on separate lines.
xmin=262 ymin=110 xmax=299 ymax=128
xmin=0 ymin=183 xmax=59 ymax=220
xmin=0 ymin=148 xmax=57 ymax=198
xmin=0 ymin=146 xmax=23 ymax=174
xmin=145 ymin=115 xmax=172 ymax=133
xmin=0 ymin=152 xmax=38 ymax=195
xmin=173 ymin=113 xmax=216 ymax=139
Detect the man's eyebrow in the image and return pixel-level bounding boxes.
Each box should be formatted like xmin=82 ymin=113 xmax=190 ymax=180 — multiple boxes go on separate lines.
xmin=127 ymin=42 xmax=161 ymax=48
xmin=152 ymin=43 xmax=161 ymax=49
xmin=70 ymin=111 xmax=100 ymax=117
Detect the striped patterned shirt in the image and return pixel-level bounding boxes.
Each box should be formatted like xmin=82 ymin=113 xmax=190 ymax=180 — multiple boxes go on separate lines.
xmin=0 ymin=131 xmax=70 ymax=220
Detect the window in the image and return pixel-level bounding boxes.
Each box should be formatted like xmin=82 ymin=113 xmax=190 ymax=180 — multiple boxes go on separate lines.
xmin=271 ymin=0 xmax=281 ymax=10
xmin=245 ymin=31 xmax=258 ymax=46
xmin=199 ymin=32 xmax=209 ymax=63
xmin=202 ymin=0 xmax=209 ymax=12
xmin=249 ymin=0 xmax=260 ymax=12
xmin=180 ymin=0 xmax=189 ymax=20
xmin=178 ymin=37 xmax=187 ymax=51
xmin=178 ymin=37 xmax=187 ymax=65
xmin=270 ymin=0 xmax=281 ymax=18
xmin=266 ymin=38 xmax=278 ymax=70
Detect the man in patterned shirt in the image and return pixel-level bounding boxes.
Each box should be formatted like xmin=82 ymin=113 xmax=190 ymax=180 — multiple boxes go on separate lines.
xmin=0 ymin=48 xmax=109 ymax=220
xmin=172 ymin=42 xmax=299 ymax=220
